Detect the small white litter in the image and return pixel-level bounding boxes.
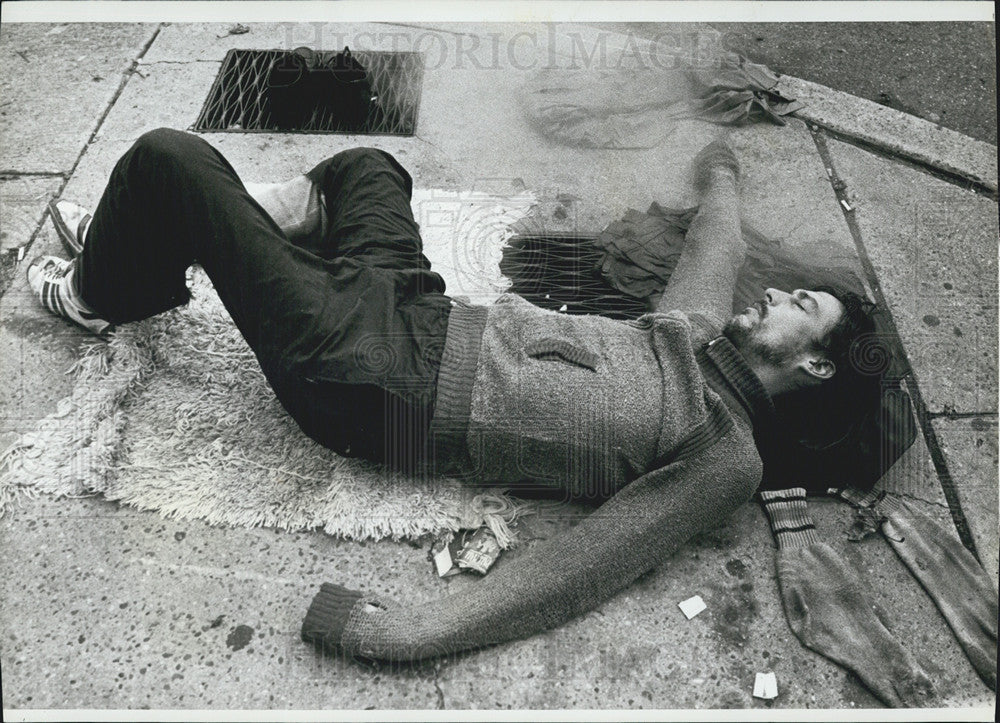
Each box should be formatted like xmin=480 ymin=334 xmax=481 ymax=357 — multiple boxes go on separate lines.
xmin=432 ymin=545 xmax=453 ymax=577
xmin=678 ymin=595 xmax=706 ymax=620
xmin=753 ymin=671 xmax=778 ymax=700
xmin=840 ymin=199 xmax=853 ymax=212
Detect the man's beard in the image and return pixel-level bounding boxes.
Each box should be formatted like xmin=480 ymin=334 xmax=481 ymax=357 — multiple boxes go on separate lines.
xmin=723 ymin=314 xmax=797 ymax=368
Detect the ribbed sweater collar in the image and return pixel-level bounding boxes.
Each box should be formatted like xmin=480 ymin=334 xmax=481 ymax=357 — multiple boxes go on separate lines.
xmin=696 ymin=335 xmax=778 ymax=433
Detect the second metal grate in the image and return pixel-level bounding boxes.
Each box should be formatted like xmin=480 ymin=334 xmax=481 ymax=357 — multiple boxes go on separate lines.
xmin=194 ymin=49 xmax=423 ymax=135
xmin=501 ymin=235 xmax=649 ymax=320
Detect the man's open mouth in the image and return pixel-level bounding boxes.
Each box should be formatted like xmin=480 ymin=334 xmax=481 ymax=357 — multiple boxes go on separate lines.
xmin=744 ymin=300 xmax=766 ymax=321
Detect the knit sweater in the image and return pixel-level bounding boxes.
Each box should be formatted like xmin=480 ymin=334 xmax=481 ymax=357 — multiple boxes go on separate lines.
xmin=302 ymin=295 xmax=768 ymax=661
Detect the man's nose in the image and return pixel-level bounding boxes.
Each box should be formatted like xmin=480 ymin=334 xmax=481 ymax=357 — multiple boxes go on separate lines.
xmin=765 ymin=288 xmax=790 ymax=305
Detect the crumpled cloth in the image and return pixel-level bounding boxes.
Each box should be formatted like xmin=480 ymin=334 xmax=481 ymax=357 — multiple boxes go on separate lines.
xmin=522 ymin=52 xmax=803 ymax=149
xmin=687 ymin=52 xmax=804 ymax=126
xmin=760 ymin=488 xmax=938 ymax=707
xmin=591 ymin=201 xmax=863 ymax=310
xmin=776 ymin=544 xmax=938 ymax=706
xmin=840 ymin=489 xmax=999 ymax=691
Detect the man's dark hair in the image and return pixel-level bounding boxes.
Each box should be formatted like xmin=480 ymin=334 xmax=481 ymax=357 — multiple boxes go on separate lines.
xmin=812 ymin=285 xmax=881 ymax=385
xmin=776 ymin=285 xmax=884 ymax=444
xmin=763 ymin=284 xmax=918 ymax=492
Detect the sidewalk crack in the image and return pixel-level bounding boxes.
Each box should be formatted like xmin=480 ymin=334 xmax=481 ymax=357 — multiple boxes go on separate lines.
xmin=0 ymin=171 xmax=67 ymax=179
xmin=926 ymin=411 xmax=998 ymax=422
xmin=432 ymin=660 xmax=446 ymax=709
xmin=137 ymin=59 xmax=221 ymax=65
xmin=0 ymin=24 xmax=165 ymax=304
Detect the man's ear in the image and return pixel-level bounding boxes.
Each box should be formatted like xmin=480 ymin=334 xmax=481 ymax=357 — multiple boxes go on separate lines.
xmin=799 ymin=354 xmax=836 ymax=381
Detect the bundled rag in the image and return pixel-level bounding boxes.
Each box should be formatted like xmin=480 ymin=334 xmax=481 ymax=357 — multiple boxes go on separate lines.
xmin=522 ymin=52 xmax=803 ymax=150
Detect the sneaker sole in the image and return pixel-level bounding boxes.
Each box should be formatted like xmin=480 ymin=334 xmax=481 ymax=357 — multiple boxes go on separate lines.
xmin=47 ymin=199 xmax=84 ymax=258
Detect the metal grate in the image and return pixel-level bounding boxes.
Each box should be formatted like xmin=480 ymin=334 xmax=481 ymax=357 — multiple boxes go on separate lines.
xmin=500 ymin=235 xmax=649 ymax=320
xmin=194 ymin=49 xmax=423 ymax=134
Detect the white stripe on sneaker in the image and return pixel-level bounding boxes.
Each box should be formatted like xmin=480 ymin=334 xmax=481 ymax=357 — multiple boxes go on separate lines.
xmin=43 ymin=279 xmax=58 ymax=315
xmin=53 ymin=279 xmax=68 ymax=318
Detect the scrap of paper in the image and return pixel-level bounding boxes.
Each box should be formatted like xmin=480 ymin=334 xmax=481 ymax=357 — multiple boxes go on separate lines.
xmin=753 ymin=671 xmax=778 ymax=700
xmin=678 ymin=595 xmax=706 ymax=619
xmin=432 ymin=544 xmax=454 ymax=577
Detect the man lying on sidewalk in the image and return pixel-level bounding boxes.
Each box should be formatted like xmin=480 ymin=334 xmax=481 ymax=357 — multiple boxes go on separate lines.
xmin=31 ymin=129 xmax=876 ymax=662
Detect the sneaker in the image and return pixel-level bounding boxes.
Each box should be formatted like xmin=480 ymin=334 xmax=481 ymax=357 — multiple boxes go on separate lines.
xmin=26 ymin=255 xmax=112 ymax=335
xmin=47 ymin=199 xmax=93 ymax=257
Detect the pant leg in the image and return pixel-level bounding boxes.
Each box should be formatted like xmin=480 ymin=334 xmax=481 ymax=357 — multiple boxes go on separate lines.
xmin=76 ymin=129 xmax=450 ymax=470
xmin=79 ymin=127 xmax=318 ymax=359
xmin=304 ymin=148 xmax=439 ymax=276
xmin=299 ymin=146 xmax=456 ymax=472
xmin=301 ymin=146 xmax=454 ymax=472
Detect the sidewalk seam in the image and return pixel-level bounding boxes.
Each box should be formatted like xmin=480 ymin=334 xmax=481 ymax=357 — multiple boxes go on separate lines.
xmin=10 ymin=24 xmax=164 ymax=281
xmin=82 ymin=25 xmax=164 ymax=150
xmin=811 ymin=128 xmax=981 ymax=561
xmin=780 ymin=74 xmax=998 ymax=196
xmin=812 ymin=123 xmax=998 ymax=201
xmin=0 ymin=23 xmax=163 ymax=297
xmin=926 ymin=412 xmax=999 ymax=421
xmin=0 ymin=171 xmax=68 ymax=178
xmin=136 ymin=59 xmax=220 ymax=65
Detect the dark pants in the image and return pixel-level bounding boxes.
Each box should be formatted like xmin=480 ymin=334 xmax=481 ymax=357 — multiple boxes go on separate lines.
xmin=77 ymin=128 xmax=452 ymax=472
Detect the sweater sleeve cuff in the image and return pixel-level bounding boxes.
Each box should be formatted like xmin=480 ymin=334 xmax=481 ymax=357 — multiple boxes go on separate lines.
xmin=872 ymin=492 xmax=903 ymax=516
xmin=301 ymin=583 xmax=364 ymax=652
xmin=759 ymin=488 xmax=821 ymax=548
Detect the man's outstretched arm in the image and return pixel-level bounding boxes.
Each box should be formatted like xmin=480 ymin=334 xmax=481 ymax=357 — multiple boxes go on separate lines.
xmin=656 ymin=141 xmax=745 ymax=327
xmin=300 ymin=410 xmax=761 ymax=662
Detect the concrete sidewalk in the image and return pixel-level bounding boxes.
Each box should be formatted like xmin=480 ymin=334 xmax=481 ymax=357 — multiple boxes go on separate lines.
xmin=0 ymin=22 xmax=996 ymax=713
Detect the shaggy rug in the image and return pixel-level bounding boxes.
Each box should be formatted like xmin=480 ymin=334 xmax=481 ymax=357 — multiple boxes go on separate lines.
xmin=0 ymin=267 xmax=529 ymax=544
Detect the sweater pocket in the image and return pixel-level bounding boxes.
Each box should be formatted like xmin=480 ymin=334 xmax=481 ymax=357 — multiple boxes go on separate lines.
xmin=525 ymin=338 xmax=599 ymax=372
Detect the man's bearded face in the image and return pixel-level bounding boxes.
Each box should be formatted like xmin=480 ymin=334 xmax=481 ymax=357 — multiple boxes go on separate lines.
xmin=723 ymin=288 xmax=845 ymax=371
